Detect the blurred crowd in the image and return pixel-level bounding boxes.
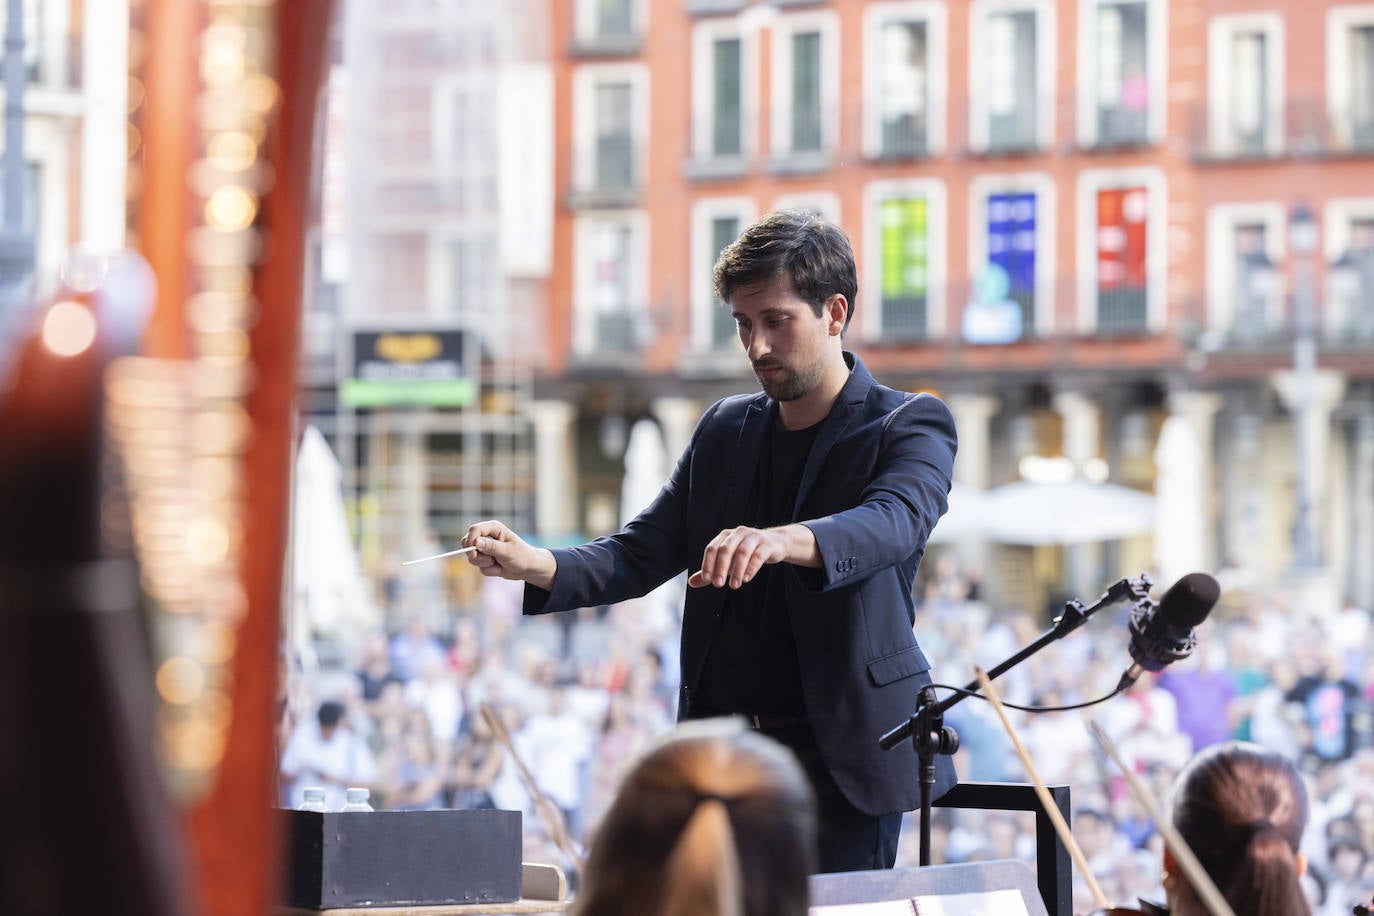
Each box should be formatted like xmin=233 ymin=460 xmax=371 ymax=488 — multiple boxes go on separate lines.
xmin=278 ymin=560 xmax=1374 ymax=915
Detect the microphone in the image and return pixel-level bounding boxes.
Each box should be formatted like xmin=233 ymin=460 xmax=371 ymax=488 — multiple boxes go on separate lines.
xmin=1116 ymin=572 xmax=1220 ymax=691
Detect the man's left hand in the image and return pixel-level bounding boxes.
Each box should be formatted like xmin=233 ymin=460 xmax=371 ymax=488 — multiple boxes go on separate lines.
xmin=688 ymin=523 xmax=819 ymax=589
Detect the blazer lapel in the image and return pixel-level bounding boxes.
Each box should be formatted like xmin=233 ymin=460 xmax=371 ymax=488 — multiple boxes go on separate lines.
xmin=724 ymin=395 xmax=773 ymax=522
xmin=791 ymin=354 xmax=875 ymax=518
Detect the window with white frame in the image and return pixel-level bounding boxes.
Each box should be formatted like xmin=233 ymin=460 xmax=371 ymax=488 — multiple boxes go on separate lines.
xmin=427 ymin=226 xmax=500 ymax=321
xmin=971 ymin=0 xmax=1054 ymax=154
xmin=574 ymin=212 xmax=649 ymax=355
xmin=863 ymin=2 xmax=947 ymax=159
xmin=691 ymin=20 xmax=755 ymax=162
xmin=690 ymin=197 xmax=756 ymax=351
xmin=574 ymin=0 xmax=642 ymax=42
xmin=1328 ymin=7 xmax=1374 ymax=151
xmin=1324 ymin=198 xmax=1374 ymax=340
xmin=969 ymin=175 xmax=1055 ymax=339
xmin=1208 ymin=14 xmax=1284 ymax=157
xmin=770 ymin=12 xmax=839 ymax=159
xmin=863 ymin=180 xmax=947 ymax=341
xmin=1088 ymin=0 xmax=1154 ymax=147
xmin=1204 ymin=203 xmax=1285 ymax=339
xmin=1077 ymin=168 xmax=1165 ymax=334
xmin=573 ymin=64 xmax=648 ymax=194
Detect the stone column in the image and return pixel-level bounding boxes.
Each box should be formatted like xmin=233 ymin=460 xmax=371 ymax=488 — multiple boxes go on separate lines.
xmin=1052 ymin=388 xmax=1102 ymax=473
xmin=1161 ymin=390 xmax=1224 ymax=577
xmin=529 ymin=400 xmax=578 ymax=539
xmin=945 ymin=393 xmax=1000 ymax=490
xmin=1271 ymin=368 xmax=1348 ymax=567
xmin=1052 ymin=388 xmax=1103 ymax=599
xmin=1351 ymin=408 xmax=1374 ymax=610
xmin=650 ymin=396 xmax=702 ymax=463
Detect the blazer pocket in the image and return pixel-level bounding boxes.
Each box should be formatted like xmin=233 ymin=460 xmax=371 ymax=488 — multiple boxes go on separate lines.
xmin=866 ymin=644 xmax=932 ymax=687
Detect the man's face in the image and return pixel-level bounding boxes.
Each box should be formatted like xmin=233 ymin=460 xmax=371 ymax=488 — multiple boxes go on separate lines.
xmin=730 ymin=277 xmax=838 ymax=402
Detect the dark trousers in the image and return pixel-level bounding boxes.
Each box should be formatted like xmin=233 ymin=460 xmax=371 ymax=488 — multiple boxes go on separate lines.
xmin=754 ymin=722 xmax=902 ymax=873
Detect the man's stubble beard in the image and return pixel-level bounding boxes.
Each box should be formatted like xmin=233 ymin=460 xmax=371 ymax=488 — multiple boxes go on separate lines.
xmin=758 ymin=358 xmax=824 ymax=402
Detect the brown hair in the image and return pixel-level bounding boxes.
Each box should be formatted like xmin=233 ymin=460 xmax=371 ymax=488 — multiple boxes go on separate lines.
xmin=1168 ymin=741 xmax=1310 ymax=916
xmin=572 ymin=719 xmax=817 ymax=916
xmin=712 ymin=209 xmax=857 ymax=333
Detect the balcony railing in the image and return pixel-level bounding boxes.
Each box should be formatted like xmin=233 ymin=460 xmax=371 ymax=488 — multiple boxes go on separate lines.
xmin=567 ymin=136 xmax=641 ymax=208
xmin=1189 ymin=95 xmax=1374 ymax=162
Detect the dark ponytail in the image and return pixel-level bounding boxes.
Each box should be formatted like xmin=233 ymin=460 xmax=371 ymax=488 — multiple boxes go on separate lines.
xmin=1169 ymin=742 xmax=1311 ymax=916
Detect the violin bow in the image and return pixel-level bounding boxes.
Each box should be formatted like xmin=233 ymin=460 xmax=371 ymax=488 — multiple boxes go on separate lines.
xmin=1086 ymin=720 xmax=1236 ymax=916
xmin=479 ymin=701 xmax=586 ymax=870
xmin=973 ymin=667 xmax=1113 ymax=912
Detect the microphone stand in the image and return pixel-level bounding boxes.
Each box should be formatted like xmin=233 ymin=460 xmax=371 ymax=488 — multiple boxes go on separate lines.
xmin=879 ymin=574 xmax=1154 ymax=866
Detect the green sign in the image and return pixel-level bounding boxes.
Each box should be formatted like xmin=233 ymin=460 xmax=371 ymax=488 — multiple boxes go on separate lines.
xmin=340 ymin=378 xmax=477 ymax=408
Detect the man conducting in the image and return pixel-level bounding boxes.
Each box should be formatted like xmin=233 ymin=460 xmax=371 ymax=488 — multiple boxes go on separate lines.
xmin=463 ymin=209 xmax=957 ymax=871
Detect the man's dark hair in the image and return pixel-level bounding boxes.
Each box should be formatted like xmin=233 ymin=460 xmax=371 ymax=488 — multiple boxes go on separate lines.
xmin=712 ymin=209 xmax=857 ymax=333
xmin=318 ymin=700 xmax=346 ymax=729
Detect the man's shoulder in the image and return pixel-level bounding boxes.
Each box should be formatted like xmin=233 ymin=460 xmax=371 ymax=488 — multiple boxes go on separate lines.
xmin=702 ymin=391 xmax=767 ymax=425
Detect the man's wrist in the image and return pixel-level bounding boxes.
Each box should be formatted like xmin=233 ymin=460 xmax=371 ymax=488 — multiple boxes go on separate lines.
xmin=775 ymin=523 xmax=820 ymax=568
xmin=529 ymin=548 xmax=557 ymax=591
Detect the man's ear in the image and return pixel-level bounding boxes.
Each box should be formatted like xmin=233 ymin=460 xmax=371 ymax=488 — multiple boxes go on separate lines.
xmin=826 ymin=294 xmax=848 ymax=335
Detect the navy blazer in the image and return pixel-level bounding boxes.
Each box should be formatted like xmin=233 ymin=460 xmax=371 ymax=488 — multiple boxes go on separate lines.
xmin=523 ymin=353 xmax=957 ymax=815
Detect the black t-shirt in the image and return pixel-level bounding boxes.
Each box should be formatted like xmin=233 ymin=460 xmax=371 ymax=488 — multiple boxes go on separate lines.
xmin=696 ymin=415 xmax=820 ymax=716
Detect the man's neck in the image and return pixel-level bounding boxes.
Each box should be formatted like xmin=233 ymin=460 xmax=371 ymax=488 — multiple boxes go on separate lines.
xmin=777 ymin=351 xmax=851 ymax=430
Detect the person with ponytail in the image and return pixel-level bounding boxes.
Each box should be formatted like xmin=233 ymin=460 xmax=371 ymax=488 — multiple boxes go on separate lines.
xmin=1164 ymin=741 xmax=1311 ymax=915
xmin=573 ymin=718 xmax=817 ymax=916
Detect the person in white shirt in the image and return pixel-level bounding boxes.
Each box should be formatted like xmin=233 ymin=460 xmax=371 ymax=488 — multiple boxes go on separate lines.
xmin=280 ymin=700 xmax=379 ymax=811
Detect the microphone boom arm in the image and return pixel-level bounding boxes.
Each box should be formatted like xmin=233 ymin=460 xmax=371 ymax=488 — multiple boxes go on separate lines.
xmin=880 ymin=573 xmax=1154 ymax=749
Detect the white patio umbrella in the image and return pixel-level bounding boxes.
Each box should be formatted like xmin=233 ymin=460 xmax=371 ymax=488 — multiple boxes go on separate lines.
xmin=979 ymin=478 xmax=1157 ymax=546
xmin=620 ymin=417 xmax=669 ymax=525
xmin=927 ymin=484 xmax=994 ymax=544
xmin=1153 ymin=415 xmax=1206 ymax=586
xmin=290 ymin=425 xmax=380 ymax=650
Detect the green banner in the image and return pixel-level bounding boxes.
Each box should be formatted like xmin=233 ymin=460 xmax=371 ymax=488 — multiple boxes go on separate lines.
xmin=340 ymin=378 xmax=477 ymax=408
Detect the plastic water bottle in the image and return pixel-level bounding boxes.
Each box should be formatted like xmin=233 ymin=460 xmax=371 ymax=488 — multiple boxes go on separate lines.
xmin=298 ymin=787 xmax=329 ymax=812
xmin=340 ymin=787 xmax=373 ymax=812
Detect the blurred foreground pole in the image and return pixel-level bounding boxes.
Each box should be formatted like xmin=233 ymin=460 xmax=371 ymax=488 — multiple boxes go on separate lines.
xmin=134 ymin=0 xmax=335 ymax=914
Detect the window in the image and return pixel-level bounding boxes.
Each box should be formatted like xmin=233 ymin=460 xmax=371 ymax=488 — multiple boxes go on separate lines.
xmin=690 ymin=197 xmax=756 ymax=351
xmin=573 ymin=0 xmax=643 ymax=46
xmin=691 ymin=20 xmax=756 ymax=166
xmin=770 ymin=11 xmax=839 ymax=163
xmin=863 ymin=2 xmax=947 ymax=159
xmin=971 ymin=0 xmax=1054 ymax=154
xmin=1324 ymin=198 xmax=1374 ymax=340
xmin=572 ymin=64 xmax=648 ymax=199
xmin=1204 ymin=203 xmax=1285 ymax=338
xmin=969 ymin=174 xmax=1056 ymax=339
xmin=427 ymin=227 xmax=499 ymax=320
xmin=574 ymin=212 xmax=649 ymax=355
xmin=1077 ymin=168 xmax=1165 ymax=334
xmin=1079 ymin=0 xmax=1164 ymax=150
xmin=1207 ymin=14 xmax=1284 ymax=157
xmin=1329 ymin=7 xmax=1374 ymax=152
xmin=596 ymin=0 xmax=633 ymax=38
xmin=863 ymin=180 xmax=947 ymax=342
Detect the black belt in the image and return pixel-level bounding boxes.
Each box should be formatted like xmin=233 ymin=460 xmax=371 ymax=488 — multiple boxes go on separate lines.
xmin=745 ymin=713 xmax=810 ymax=731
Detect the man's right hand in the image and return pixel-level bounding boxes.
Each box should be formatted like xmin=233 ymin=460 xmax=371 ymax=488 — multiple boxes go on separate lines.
xmin=462 ymin=520 xmax=557 ymax=591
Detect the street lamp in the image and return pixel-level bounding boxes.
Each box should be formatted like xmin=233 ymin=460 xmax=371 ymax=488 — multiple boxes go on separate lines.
xmin=1288 ymin=201 xmax=1320 ymax=570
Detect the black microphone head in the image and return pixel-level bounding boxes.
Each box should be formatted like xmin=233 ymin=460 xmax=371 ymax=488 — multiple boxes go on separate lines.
xmin=1157 ymin=572 xmax=1220 ymax=629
